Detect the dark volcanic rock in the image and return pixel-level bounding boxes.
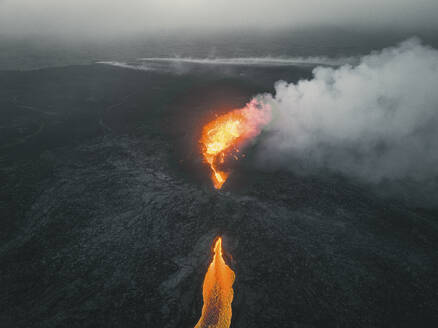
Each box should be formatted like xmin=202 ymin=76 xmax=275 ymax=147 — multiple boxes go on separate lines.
xmin=0 ymin=65 xmax=437 ymax=327
xmin=1 ymin=134 xmax=437 ymax=328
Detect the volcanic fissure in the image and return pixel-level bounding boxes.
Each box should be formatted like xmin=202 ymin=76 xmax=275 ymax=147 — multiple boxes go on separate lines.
xmin=200 ymin=100 xmax=271 ymax=189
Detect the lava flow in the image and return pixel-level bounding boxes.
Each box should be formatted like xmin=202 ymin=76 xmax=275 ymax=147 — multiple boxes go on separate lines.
xmin=194 ymin=237 xmax=235 ymax=328
xmin=200 ymin=100 xmax=271 ymax=189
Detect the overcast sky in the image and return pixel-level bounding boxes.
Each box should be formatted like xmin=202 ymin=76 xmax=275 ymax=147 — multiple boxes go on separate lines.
xmin=1 ymin=0 xmax=437 ymax=39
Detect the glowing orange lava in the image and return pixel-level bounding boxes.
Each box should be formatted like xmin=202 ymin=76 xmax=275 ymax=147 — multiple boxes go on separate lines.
xmin=200 ymin=100 xmax=271 ymax=189
xmin=194 ymin=237 xmax=235 ymax=328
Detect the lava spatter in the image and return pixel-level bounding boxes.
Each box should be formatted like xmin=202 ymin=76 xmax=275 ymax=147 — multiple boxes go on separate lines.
xmin=200 ymin=100 xmax=271 ymax=189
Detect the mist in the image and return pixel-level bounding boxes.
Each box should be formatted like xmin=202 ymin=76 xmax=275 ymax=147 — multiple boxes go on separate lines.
xmin=254 ymin=38 xmax=438 ymax=191
xmin=1 ymin=0 xmax=438 ymax=39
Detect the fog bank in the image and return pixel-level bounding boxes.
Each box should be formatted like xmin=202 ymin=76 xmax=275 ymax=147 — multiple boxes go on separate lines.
xmin=1 ymin=0 xmax=438 ymax=38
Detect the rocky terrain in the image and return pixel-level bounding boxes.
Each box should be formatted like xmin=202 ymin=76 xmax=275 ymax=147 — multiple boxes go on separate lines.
xmin=1 ymin=64 xmax=437 ymax=327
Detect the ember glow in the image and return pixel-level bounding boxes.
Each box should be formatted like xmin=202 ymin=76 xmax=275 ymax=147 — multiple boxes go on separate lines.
xmin=200 ymin=100 xmax=271 ymax=189
xmin=195 ymin=237 xmax=235 ymax=328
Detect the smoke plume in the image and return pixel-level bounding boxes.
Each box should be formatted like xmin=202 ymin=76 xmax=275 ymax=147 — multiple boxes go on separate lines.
xmin=255 ymin=38 xmax=438 ymax=187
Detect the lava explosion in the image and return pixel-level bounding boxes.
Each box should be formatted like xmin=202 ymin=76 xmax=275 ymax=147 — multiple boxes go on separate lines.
xmin=195 ymin=237 xmax=235 ymax=328
xmin=200 ymin=100 xmax=271 ymax=189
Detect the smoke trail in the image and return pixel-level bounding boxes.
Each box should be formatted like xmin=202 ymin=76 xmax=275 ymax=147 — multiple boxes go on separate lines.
xmin=255 ymin=38 xmax=438 ymax=187
xmin=138 ymin=56 xmax=354 ymax=67
xmin=97 ymin=56 xmax=354 ymax=72
xmin=96 ymin=61 xmax=154 ymax=70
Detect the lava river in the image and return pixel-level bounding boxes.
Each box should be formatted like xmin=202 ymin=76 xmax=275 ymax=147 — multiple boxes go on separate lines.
xmin=194 ymin=237 xmax=235 ymax=328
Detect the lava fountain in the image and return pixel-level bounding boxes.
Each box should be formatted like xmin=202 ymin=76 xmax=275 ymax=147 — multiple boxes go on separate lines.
xmin=195 ymin=237 xmax=235 ymax=328
xmin=200 ymin=99 xmax=271 ymax=189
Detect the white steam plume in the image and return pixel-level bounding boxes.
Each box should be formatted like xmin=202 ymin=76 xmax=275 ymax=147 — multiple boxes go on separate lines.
xmin=255 ymin=38 xmax=438 ymax=185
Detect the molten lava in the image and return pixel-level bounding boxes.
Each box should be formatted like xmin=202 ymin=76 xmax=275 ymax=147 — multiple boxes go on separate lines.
xmin=195 ymin=237 xmax=235 ymax=328
xmin=200 ymin=100 xmax=271 ymax=189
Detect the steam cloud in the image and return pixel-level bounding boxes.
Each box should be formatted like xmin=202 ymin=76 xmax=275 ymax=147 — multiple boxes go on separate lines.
xmin=255 ymin=38 xmax=438 ymax=186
